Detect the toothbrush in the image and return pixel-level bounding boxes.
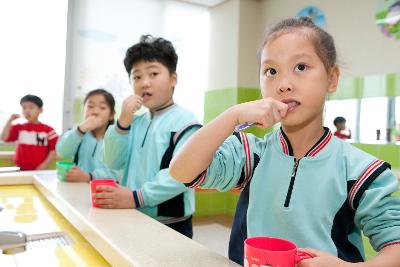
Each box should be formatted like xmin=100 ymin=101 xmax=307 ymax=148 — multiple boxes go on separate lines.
xmin=234 ymin=122 xmax=254 ymax=132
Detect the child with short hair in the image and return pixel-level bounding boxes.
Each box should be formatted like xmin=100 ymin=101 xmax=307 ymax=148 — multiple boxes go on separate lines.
xmin=333 ymin=116 xmax=351 ymax=139
xmin=97 ymin=35 xmax=201 ymax=238
xmin=170 ymin=17 xmax=400 ymax=266
xmin=1 ymin=94 xmax=58 ymax=170
xmin=56 ymin=89 xmax=119 ymax=182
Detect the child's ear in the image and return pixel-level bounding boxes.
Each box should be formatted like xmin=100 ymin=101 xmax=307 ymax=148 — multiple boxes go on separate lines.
xmin=109 ymin=111 xmax=115 ymax=121
xmin=327 ymin=65 xmax=340 ymax=93
xmin=171 ymin=72 xmax=177 ymax=88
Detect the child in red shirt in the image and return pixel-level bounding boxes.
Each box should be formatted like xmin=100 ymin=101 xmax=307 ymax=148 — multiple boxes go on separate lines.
xmin=333 ymin=116 xmax=351 ymax=139
xmin=1 ymin=94 xmax=58 ymax=170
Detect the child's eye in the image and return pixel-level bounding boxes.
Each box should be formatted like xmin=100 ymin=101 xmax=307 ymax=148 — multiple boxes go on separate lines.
xmin=150 ymin=72 xmax=158 ymax=77
xmin=133 ymin=75 xmax=140 ymax=81
xmin=265 ymin=68 xmax=277 ymax=77
xmin=294 ymin=64 xmax=307 ymax=72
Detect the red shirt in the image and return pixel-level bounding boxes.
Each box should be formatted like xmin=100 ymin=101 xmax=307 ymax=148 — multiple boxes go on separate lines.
xmin=334 ymin=131 xmax=350 ymax=140
xmin=6 ymin=122 xmax=58 ymax=170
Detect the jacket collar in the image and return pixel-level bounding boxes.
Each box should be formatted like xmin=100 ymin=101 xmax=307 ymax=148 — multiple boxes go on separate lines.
xmin=150 ymin=103 xmax=176 ymax=117
xmin=279 ymin=127 xmax=332 ymax=157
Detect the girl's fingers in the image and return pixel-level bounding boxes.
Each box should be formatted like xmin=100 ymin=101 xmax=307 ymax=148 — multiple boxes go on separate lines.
xmin=275 ymin=101 xmax=289 ymax=117
xmin=271 ymin=105 xmax=282 ymax=123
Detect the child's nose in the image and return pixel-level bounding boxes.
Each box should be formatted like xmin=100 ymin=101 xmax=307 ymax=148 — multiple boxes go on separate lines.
xmin=277 ymin=77 xmax=294 ymax=93
xmin=141 ymin=78 xmax=151 ymax=88
xmin=279 ymin=86 xmax=292 ymax=93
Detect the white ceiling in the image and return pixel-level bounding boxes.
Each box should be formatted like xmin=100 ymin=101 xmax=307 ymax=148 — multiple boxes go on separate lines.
xmin=178 ymin=0 xmax=227 ymax=7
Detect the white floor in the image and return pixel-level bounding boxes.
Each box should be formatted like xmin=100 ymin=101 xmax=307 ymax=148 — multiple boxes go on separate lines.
xmin=193 ymin=223 xmax=231 ymax=257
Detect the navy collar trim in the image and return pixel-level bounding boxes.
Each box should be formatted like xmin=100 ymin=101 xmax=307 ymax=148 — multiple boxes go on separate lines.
xmin=279 ymin=127 xmax=332 ymax=157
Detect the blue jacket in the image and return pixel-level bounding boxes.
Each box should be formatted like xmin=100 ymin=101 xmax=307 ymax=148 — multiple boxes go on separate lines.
xmin=186 ymin=127 xmax=400 ymax=265
xmin=103 ymin=104 xmax=201 ymax=223
xmin=56 ymin=127 xmax=120 ymax=180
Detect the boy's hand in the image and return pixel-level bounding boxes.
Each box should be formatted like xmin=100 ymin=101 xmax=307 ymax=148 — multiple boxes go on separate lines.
xmin=78 ymin=116 xmax=102 ymax=132
xmin=235 ymin=98 xmax=288 ymax=128
xmin=297 ymin=248 xmax=353 ymax=267
xmin=93 ymin=184 xmax=135 ymax=209
xmin=119 ymin=95 xmax=143 ymax=128
xmin=8 ymin=114 xmax=20 ymax=122
xmin=65 ymin=167 xmax=91 ymax=182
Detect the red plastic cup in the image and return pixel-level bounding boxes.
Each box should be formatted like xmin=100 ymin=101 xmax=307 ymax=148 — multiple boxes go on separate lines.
xmin=244 ymin=236 xmax=312 ymax=267
xmin=90 ymin=179 xmax=117 ymax=208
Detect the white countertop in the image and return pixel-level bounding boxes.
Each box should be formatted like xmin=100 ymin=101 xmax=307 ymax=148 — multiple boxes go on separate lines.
xmin=0 ymin=171 xmax=240 ymax=267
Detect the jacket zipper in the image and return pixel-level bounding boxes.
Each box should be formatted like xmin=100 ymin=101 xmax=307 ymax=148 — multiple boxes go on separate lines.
xmin=141 ymin=120 xmax=152 ymax=147
xmin=284 ymin=158 xmax=300 ymax=207
xmin=92 ymin=142 xmax=97 ymax=157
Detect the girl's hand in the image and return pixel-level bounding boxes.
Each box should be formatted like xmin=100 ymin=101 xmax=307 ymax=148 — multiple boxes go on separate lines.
xmin=92 ymin=184 xmax=135 ymax=209
xmin=235 ymin=98 xmax=288 ymax=128
xmin=119 ymin=95 xmax=143 ymax=128
xmin=298 ymin=248 xmax=353 ymax=267
xmin=9 ymin=114 xmax=20 ymax=122
xmin=78 ymin=115 xmax=102 ymax=132
xmin=65 ymin=167 xmax=91 ymax=182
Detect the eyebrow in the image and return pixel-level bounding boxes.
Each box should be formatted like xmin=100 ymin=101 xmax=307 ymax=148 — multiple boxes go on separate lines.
xmin=132 ymin=63 xmax=161 ymax=74
xmin=87 ymin=100 xmax=107 ymax=105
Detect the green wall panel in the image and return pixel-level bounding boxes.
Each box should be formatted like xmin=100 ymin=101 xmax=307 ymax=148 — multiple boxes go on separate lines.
xmin=0 ymin=144 xmax=16 ymax=151
xmin=194 ymin=191 xmax=230 ymax=216
xmin=387 ymin=74 xmax=400 ymax=96
xmin=74 ymin=97 xmax=84 ymax=124
xmin=204 ymin=87 xmax=268 ymax=137
xmin=194 ymin=191 xmax=240 ymax=217
xmin=352 ymin=143 xmax=400 ymax=169
xmin=363 ymin=75 xmax=387 ymax=98
xmin=226 ymin=192 xmax=240 ymax=216
xmin=237 ymin=87 xmax=261 ymax=103
xmin=204 ymin=88 xmax=238 ymax=124
xmin=330 ymin=77 xmax=362 ymax=100
xmin=0 ymin=159 xmax=14 ymax=167
xmin=328 ymin=73 xmax=400 ymax=100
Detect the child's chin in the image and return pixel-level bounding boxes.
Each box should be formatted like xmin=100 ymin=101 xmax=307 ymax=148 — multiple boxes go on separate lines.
xmin=142 ymin=103 xmax=152 ymax=109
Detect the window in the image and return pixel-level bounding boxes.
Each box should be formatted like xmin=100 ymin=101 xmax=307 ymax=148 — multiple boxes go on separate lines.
xmin=65 ymin=0 xmax=209 ymax=130
xmin=0 ymin=0 xmax=68 ymax=134
xmin=324 ymin=99 xmax=358 ymax=140
xmin=163 ymin=1 xmax=209 ymax=124
xmin=359 ymin=97 xmax=388 ymax=142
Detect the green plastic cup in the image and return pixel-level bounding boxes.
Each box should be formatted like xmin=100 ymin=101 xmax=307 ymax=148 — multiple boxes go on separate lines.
xmin=56 ymin=161 xmax=75 ymax=181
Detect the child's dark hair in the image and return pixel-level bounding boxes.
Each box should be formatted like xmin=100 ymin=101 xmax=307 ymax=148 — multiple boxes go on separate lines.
xmin=20 ymin=94 xmax=43 ymax=108
xmin=259 ymin=16 xmax=336 ymax=72
xmin=333 ymin=116 xmax=346 ymax=126
xmin=123 ymin=35 xmax=178 ymax=76
xmin=84 ymin=89 xmax=116 ymax=125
